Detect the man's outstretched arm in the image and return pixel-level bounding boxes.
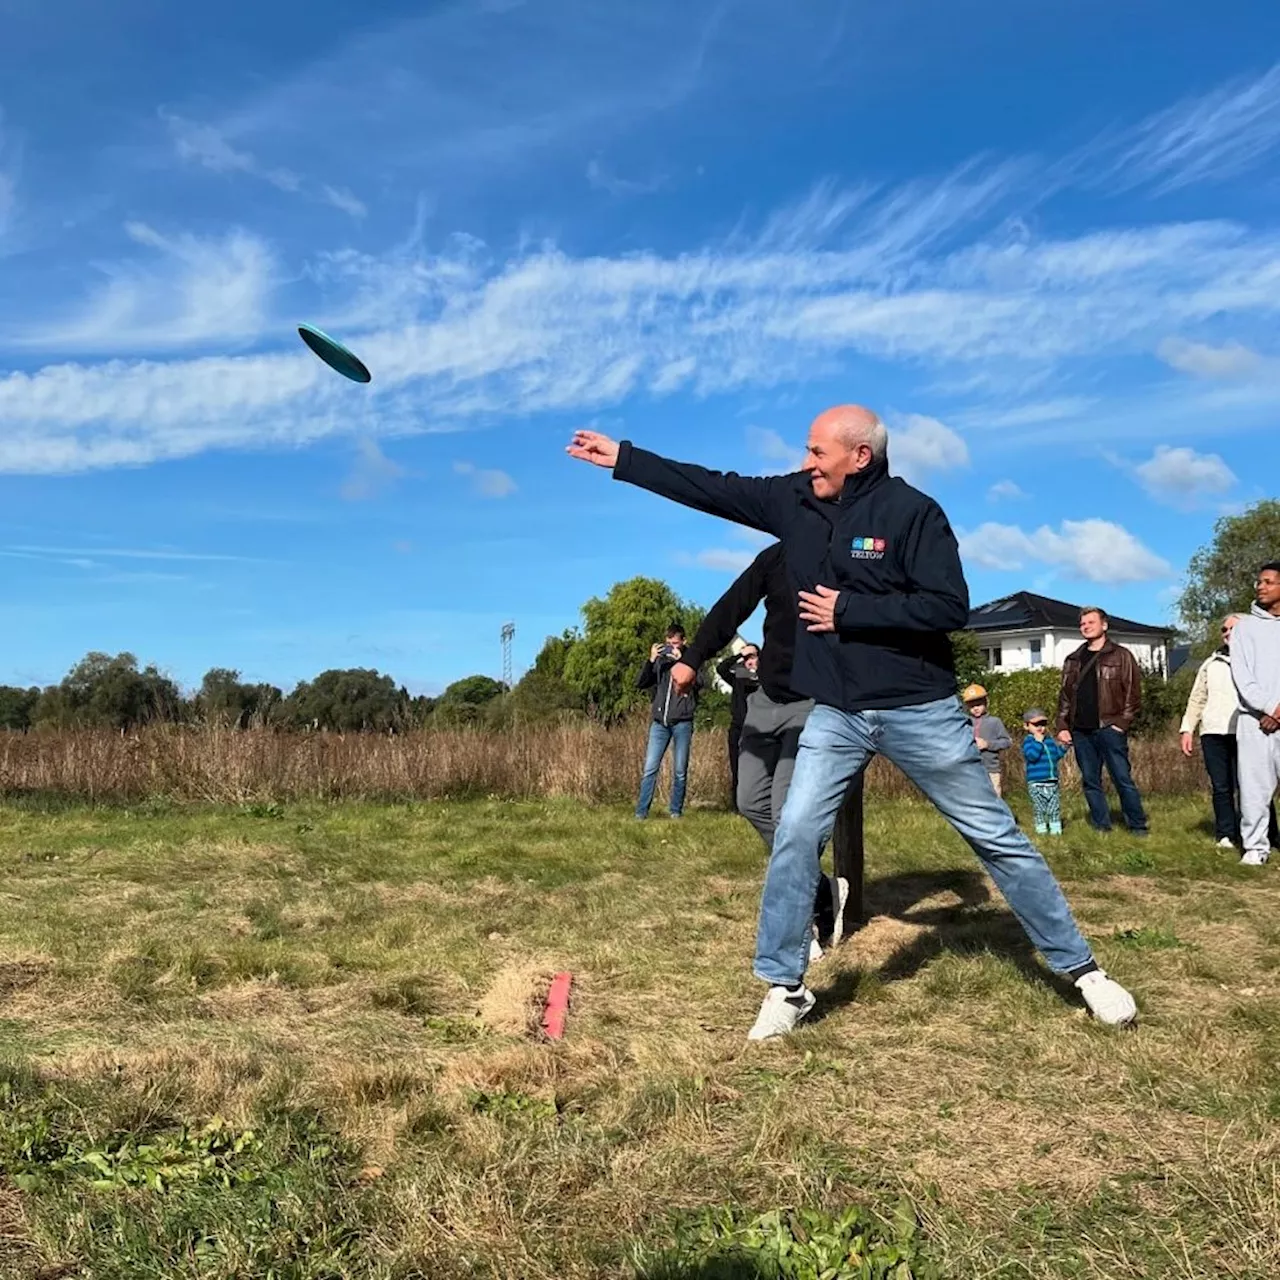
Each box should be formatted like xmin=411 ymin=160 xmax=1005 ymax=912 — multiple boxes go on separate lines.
xmin=567 ymin=430 xmax=789 ymax=536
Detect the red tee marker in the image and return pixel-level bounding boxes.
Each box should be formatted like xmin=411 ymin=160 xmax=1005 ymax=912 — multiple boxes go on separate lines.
xmin=542 ymin=972 xmax=573 ymax=1040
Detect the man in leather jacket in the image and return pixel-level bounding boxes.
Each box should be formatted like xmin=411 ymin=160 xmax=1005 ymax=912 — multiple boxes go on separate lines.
xmin=1055 ymin=606 xmax=1149 ymax=835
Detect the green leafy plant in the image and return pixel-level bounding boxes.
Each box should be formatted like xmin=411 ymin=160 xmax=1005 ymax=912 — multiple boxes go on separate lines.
xmin=466 ymin=1087 xmax=557 ymax=1121
xmin=636 ymin=1201 xmax=939 ymax=1280
xmin=1112 ymin=925 xmax=1185 ymax=950
xmin=2 ymin=1097 xmax=262 ymax=1194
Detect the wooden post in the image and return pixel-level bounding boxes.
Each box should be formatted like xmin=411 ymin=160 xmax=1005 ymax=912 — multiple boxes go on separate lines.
xmin=831 ymin=767 xmax=866 ymax=934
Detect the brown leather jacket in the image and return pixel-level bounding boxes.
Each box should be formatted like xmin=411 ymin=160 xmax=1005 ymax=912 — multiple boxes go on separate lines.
xmin=1055 ymin=640 xmax=1142 ymax=734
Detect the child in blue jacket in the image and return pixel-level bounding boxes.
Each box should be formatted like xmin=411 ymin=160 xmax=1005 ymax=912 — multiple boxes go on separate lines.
xmin=1022 ymin=707 xmax=1070 ymax=836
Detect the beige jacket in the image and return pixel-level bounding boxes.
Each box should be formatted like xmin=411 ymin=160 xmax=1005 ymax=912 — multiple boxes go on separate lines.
xmin=1179 ymin=651 xmax=1240 ymax=736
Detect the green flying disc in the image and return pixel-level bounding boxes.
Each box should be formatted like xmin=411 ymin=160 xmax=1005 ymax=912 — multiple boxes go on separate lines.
xmin=298 ymin=323 xmax=372 ymax=384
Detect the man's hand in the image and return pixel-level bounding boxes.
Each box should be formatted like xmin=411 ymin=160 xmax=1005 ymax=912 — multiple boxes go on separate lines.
xmin=1261 ymin=714 xmax=1280 ymax=734
xmin=669 ymin=661 xmax=697 ymax=694
xmin=649 ymin=643 xmax=663 ymax=662
xmin=566 ymin=430 xmax=620 ymax=469
xmin=1056 ymin=729 xmax=1072 ymax=746
xmin=1180 ymin=731 xmax=1194 ymax=757
xmin=798 ymin=585 xmax=841 ymax=633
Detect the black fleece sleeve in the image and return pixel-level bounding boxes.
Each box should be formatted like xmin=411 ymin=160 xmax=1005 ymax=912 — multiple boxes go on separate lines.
xmin=834 ymin=502 xmax=970 ymax=632
xmin=682 ymin=549 xmax=773 ymax=671
xmin=613 ymin=442 xmax=792 ymax=537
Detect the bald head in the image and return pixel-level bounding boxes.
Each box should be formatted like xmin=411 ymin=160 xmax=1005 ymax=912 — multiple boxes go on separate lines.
xmin=812 ymin=404 xmax=888 ymax=457
xmin=802 ymin=404 xmax=888 ymax=499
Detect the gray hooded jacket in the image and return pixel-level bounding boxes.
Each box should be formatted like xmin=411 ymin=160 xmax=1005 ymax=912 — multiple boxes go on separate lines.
xmin=1230 ymin=603 xmax=1280 ymax=723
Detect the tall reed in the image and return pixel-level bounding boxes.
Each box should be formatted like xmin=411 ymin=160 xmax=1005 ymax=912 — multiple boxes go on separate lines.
xmin=0 ymin=724 xmax=1205 ymax=806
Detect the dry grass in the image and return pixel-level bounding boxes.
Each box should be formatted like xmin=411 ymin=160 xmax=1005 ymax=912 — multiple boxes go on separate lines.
xmin=0 ymin=794 xmax=1276 ymax=1278
xmin=0 ymin=722 xmax=1202 ymax=805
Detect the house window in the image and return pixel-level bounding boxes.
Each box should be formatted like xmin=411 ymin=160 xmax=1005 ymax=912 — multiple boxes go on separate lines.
xmin=984 ymin=645 xmax=1002 ymax=670
xmin=1030 ymin=639 xmax=1042 ymax=668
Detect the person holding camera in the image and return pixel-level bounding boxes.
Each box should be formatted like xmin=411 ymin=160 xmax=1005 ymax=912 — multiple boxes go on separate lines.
xmin=635 ymin=624 xmax=703 ymax=819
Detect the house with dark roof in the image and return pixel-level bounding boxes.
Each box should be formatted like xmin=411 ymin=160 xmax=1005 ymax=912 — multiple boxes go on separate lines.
xmin=967 ymin=592 xmax=1174 ymax=675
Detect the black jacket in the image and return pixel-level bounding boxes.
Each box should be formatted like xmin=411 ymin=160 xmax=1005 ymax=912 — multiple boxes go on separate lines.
xmin=685 ymin=543 xmax=806 ymax=706
xmin=636 ymin=650 xmax=703 ymax=725
xmin=716 ymin=654 xmax=759 ymax=730
xmin=613 ymin=445 xmax=968 ymax=712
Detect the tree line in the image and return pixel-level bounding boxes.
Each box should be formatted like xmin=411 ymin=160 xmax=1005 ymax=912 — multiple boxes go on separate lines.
xmin=2 ymin=501 xmax=1274 ymax=735
xmin=0 ymin=576 xmax=712 ymax=733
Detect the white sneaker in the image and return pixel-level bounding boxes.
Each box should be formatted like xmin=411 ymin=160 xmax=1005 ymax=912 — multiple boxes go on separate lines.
xmin=1217 ymin=838 xmax=1235 ymax=849
xmin=808 ymin=932 xmax=824 ymax=964
xmin=1241 ymin=849 xmax=1270 ymax=866
xmin=826 ymin=875 xmax=850 ymax=948
xmin=747 ymin=985 xmax=816 ymax=1041
xmin=1076 ymin=969 xmax=1137 ymax=1026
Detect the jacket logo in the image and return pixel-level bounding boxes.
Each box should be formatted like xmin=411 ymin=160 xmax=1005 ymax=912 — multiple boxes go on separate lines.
xmin=850 ymin=536 xmax=886 ymax=560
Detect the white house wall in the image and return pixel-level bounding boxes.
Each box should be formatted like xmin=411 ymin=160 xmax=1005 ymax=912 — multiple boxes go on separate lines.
xmin=977 ymin=630 xmax=1167 ymax=675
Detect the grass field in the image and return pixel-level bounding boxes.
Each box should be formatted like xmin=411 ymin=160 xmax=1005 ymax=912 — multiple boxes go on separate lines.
xmin=0 ymin=790 xmax=1277 ymax=1278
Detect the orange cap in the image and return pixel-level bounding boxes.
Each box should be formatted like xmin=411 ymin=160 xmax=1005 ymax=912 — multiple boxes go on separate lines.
xmin=961 ymin=684 xmax=988 ymax=703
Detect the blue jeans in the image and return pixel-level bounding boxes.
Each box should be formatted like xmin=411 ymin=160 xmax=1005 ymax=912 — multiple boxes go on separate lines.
xmin=755 ymin=698 xmax=1094 ymax=986
xmin=636 ymin=720 xmax=694 ymax=818
xmin=1071 ymin=728 xmax=1148 ymax=833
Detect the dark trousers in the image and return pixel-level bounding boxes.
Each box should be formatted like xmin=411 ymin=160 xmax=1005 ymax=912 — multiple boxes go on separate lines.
xmin=1201 ymin=733 xmax=1280 ymax=846
xmin=1072 ymin=728 xmax=1148 ymax=833
xmin=728 ymin=721 xmax=743 ymax=812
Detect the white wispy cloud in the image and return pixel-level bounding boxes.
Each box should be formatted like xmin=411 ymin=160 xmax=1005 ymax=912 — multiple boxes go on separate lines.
xmin=959 ymin=519 xmax=1171 ymax=584
xmin=746 ymin=426 xmax=803 ymax=473
xmin=1112 ymin=63 xmax=1280 ymax=194
xmin=217 ymin=0 xmax=782 ymax=193
xmin=586 ymin=158 xmax=666 ymax=197
xmin=341 ymin=438 xmax=405 ymax=501
xmin=3 ymin=543 xmax=265 ymax=563
xmin=163 ymin=111 xmax=300 ymax=191
xmin=8 ymin=195 xmax=1280 ymax=471
xmin=679 ymin=548 xmax=756 ymax=573
xmin=1157 ymin=337 xmax=1264 ymax=380
xmin=1130 ymin=445 xmax=1238 ymax=510
xmin=0 ymin=107 xmax=18 ymax=243
xmin=13 ymin=61 xmax=1280 ymax=474
xmin=321 ymin=185 xmax=368 ymax=219
xmin=987 ymin=480 xmax=1027 ymax=502
xmin=18 ymin=221 xmax=276 ymax=353
xmin=887 ymin=414 xmax=969 ymax=485
xmin=970 ymin=397 xmax=1097 ymax=429
xmin=162 ymin=111 xmax=368 ymax=219
xmin=454 ymin=460 xmax=517 ymax=498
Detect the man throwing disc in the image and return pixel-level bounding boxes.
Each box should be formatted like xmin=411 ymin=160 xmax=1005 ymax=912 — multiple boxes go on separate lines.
xmin=567 ymin=407 xmax=1137 ymax=1039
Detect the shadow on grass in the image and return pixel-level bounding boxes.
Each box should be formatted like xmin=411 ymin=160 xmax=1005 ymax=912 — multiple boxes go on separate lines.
xmin=637 ymin=1260 xmax=775 ymax=1280
xmin=811 ymin=868 xmax=1077 ymax=1024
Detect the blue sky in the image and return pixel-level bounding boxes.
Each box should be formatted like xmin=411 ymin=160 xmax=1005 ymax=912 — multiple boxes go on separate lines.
xmin=3 ymin=0 xmax=1280 ymax=694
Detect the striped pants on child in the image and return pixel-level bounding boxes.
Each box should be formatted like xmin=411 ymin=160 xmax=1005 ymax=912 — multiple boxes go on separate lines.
xmin=1028 ymin=781 xmax=1062 ymax=835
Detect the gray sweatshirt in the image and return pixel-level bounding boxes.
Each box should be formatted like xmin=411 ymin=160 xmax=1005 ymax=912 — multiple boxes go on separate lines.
xmin=970 ymin=712 xmax=1012 ymax=773
xmin=1230 ymin=603 xmax=1280 ymax=723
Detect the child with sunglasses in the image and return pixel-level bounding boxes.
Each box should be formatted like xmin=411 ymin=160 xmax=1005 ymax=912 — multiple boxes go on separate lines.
xmin=1023 ymin=707 xmax=1069 ymax=836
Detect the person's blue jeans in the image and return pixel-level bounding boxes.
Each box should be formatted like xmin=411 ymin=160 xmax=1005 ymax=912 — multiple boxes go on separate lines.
xmin=755 ymin=698 xmax=1095 ymax=987
xmin=636 ymin=720 xmax=694 ymax=818
xmin=1071 ymin=727 xmax=1148 ymax=833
